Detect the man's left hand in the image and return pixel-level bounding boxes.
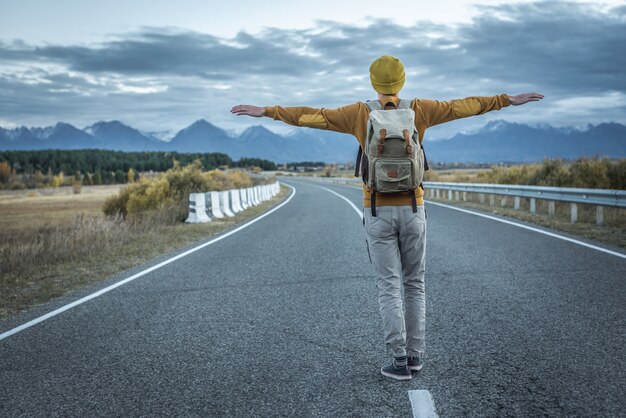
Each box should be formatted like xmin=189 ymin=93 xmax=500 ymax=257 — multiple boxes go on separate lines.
xmin=231 ymin=105 xmax=265 ymax=117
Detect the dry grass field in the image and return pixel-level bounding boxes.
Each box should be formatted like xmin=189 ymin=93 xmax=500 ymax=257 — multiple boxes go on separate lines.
xmin=0 ymin=184 xmax=290 ymax=320
xmin=424 ymin=168 xmax=487 ymax=183
xmin=0 ymin=185 xmax=123 ymax=234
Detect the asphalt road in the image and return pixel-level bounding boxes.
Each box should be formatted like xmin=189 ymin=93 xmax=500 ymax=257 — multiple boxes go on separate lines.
xmin=1 ymin=180 xmax=625 ymax=417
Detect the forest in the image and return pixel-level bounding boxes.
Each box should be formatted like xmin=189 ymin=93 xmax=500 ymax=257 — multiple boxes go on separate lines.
xmin=0 ymin=149 xmax=277 ymax=188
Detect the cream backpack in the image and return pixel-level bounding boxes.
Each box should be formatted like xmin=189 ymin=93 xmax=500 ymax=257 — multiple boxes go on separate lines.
xmin=355 ymin=99 xmax=427 ymax=216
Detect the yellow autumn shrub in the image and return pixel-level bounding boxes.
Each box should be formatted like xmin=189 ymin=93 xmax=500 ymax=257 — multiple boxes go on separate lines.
xmin=103 ymin=161 xmax=256 ymax=220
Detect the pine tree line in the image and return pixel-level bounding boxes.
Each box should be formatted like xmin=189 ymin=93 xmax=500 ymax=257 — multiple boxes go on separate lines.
xmin=0 ymin=149 xmax=277 ymax=189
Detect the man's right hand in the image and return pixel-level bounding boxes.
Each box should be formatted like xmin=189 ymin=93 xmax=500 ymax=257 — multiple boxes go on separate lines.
xmin=508 ymin=93 xmax=544 ymax=106
xmin=231 ymin=105 xmax=265 ymax=117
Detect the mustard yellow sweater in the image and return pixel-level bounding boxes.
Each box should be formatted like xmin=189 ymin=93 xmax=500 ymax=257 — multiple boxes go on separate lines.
xmin=265 ymin=94 xmax=510 ymax=207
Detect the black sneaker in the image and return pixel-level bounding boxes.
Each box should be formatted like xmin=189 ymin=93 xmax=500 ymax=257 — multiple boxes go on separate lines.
xmin=381 ymin=360 xmax=412 ymax=381
xmin=408 ymin=355 xmax=423 ymax=371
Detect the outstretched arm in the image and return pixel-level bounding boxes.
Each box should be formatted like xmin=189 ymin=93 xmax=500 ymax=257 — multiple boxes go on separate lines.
xmin=231 ymin=103 xmax=363 ymax=135
xmin=419 ymin=92 xmax=544 ymax=127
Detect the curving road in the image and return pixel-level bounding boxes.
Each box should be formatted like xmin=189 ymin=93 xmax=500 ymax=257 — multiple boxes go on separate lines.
xmin=1 ymin=180 xmax=625 ymax=417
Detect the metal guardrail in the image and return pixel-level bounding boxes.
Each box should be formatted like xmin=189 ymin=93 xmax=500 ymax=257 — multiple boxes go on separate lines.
xmin=421 ymin=182 xmax=626 ymax=208
xmin=301 ymin=177 xmax=626 ymax=208
xmin=298 ymin=176 xmax=625 ymax=224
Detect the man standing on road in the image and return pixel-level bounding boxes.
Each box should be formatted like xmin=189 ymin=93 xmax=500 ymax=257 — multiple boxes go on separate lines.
xmin=231 ymin=55 xmax=543 ymax=380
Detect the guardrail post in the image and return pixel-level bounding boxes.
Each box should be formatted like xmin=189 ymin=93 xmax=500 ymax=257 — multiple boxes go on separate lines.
xmin=207 ymin=191 xmax=224 ymax=219
xmin=570 ymin=203 xmax=577 ymax=223
xmin=454 ymin=191 xmax=460 ymax=201
xmin=548 ymin=201 xmax=555 ymax=216
xmin=185 ymin=193 xmax=211 ymax=223
xmin=220 ymin=191 xmax=235 ymax=217
xmin=489 ymin=195 xmax=495 ymax=206
xmin=480 ymin=193 xmax=485 ymax=204
xmin=462 ymin=191 xmax=467 ymax=202
xmin=530 ymin=198 xmax=536 ymax=214
xmin=229 ymin=190 xmax=242 ymax=213
xmin=500 ymin=197 xmax=507 ymax=207
xmin=596 ymin=206 xmax=604 ymax=225
xmin=448 ymin=190 xmax=453 ymax=200
xmin=185 ymin=193 xmax=197 ymax=224
xmin=254 ymin=186 xmax=260 ymax=204
xmin=239 ymin=189 xmax=249 ymax=210
xmin=514 ymin=196 xmax=520 ymax=210
xmin=435 ymin=189 xmax=440 ymax=199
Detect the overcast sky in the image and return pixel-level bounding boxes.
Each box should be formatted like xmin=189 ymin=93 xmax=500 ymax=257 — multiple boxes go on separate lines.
xmin=1 ymin=0 xmax=624 ymax=139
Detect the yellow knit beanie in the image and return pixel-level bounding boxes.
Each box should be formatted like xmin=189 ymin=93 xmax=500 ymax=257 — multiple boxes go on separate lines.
xmin=369 ymin=55 xmax=405 ymax=94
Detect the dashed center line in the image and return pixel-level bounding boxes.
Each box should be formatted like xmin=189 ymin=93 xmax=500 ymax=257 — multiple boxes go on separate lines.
xmin=408 ymin=390 xmax=439 ymax=418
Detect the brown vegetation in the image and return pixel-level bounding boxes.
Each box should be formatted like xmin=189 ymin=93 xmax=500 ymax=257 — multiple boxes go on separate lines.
xmin=424 ymin=158 xmax=626 ymax=189
xmin=103 ymin=162 xmax=257 ymax=221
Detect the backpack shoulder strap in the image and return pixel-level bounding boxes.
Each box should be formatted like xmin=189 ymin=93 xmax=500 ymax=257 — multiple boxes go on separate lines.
xmin=365 ymin=100 xmax=382 ymax=111
xmin=398 ymin=99 xmax=412 ymax=109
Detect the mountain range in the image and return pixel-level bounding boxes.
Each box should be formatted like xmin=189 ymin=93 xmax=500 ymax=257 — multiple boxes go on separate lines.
xmin=0 ymin=119 xmax=624 ymax=163
xmin=426 ymin=121 xmax=626 ymax=163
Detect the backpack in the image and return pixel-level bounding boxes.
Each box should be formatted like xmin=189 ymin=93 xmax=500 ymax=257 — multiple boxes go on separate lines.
xmin=354 ymin=99 xmax=428 ymax=216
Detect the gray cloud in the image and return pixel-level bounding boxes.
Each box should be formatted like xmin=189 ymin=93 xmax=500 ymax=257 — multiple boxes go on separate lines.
xmin=451 ymin=3 xmax=626 ymax=92
xmin=1 ymin=28 xmax=320 ymax=80
xmin=1 ymin=1 xmax=624 ymax=136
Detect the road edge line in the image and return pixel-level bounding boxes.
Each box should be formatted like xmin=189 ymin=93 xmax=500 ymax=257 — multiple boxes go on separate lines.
xmin=427 ymin=200 xmax=626 ymax=259
xmin=312 ymin=184 xmax=363 ymax=220
xmin=0 ymin=183 xmax=297 ymax=342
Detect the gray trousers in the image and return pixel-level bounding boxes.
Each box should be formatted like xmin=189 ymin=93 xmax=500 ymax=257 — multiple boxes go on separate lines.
xmin=364 ymin=205 xmax=427 ymax=358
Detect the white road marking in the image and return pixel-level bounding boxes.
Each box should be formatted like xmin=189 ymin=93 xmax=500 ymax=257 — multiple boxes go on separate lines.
xmin=0 ymin=183 xmax=296 ymax=342
xmin=408 ymin=390 xmax=439 ymax=418
xmin=313 ymin=185 xmax=363 ymax=220
xmin=428 ymin=200 xmax=626 ymax=260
